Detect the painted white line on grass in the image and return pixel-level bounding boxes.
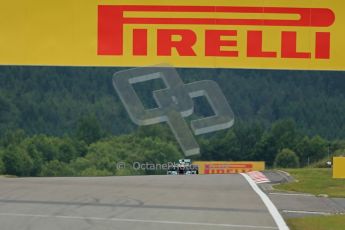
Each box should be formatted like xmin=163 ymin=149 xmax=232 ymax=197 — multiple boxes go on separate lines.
xmin=241 ymin=173 xmax=289 ymax=230
xmin=269 ymin=193 xmax=314 ymax=197
xmin=276 ymin=170 xmax=291 ymax=177
xmin=282 ymin=210 xmax=332 ymax=215
xmin=0 ymin=212 xmax=278 ymax=229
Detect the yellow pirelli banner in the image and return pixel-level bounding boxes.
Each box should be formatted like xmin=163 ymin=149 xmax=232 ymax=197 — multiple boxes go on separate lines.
xmin=193 ymin=161 xmax=265 ymax=174
xmin=333 ymin=157 xmax=345 ymax=179
xmin=0 ymin=0 xmax=345 ymax=70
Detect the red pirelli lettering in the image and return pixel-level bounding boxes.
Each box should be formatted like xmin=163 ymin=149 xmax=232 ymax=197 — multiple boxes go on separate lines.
xmin=98 ymin=5 xmax=335 ymax=59
xmin=247 ymin=31 xmax=277 ymax=58
xmin=281 ymin=31 xmax=311 ymax=59
xmin=315 ymin=32 xmax=331 ymax=59
xmin=157 ymin=29 xmax=197 ymax=56
xmin=205 ymin=30 xmax=238 ymax=57
xmin=133 ymin=29 xmax=148 ymax=56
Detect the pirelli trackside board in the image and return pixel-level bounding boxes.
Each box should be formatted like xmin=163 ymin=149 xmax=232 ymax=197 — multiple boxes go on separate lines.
xmin=0 ymin=0 xmax=344 ymax=70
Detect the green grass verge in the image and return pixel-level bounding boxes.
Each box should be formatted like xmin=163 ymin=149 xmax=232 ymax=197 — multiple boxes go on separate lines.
xmin=274 ymin=168 xmax=345 ymax=198
xmin=287 ymin=215 xmax=345 ymax=230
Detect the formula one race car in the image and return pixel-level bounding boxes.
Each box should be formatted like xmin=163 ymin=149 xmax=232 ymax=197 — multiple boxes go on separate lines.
xmin=167 ymin=159 xmax=199 ymax=175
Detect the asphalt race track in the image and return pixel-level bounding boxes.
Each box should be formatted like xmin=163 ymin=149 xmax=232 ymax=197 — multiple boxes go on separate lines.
xmin=0 ymin=175 xmax=283 ymax=230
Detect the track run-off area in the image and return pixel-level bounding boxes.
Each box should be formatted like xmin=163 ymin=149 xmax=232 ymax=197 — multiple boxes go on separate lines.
xmin=0 ymin=174 xmax=289 ymax=230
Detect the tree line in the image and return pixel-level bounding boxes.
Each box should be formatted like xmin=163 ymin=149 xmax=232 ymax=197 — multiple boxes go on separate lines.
xmin=198 ymin=119 xmax=345 ymax=168
xmin=0 ymin=117 xmax=182 ymax=176
xmin=1 ymin=117 xmax=344 ymax=176
xmin=1 ymin=66 xmax=345 ymax=139
xmin=1 ymin=66 xmax=345 ymax=176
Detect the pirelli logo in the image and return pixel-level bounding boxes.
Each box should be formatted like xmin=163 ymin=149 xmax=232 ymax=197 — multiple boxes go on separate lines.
xmin=204 ymin=163 xmax=253 ymax=174
xmin=193 ymin=161 xmax=265 ymax=175
xmin=1 ymin=0 xmax=344 ymax=70
xmin=98 ymin=5 xmax=335 ymax=60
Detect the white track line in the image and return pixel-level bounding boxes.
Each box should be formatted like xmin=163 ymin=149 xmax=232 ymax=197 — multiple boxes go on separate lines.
xmin=0 ymin=212 xmax=278 ymax=229
xmin=269 ymin=193 xmax=314 ymax=197
xmin=241 ymin=173 xmax=289 ymax=230
xmin=282 ymin=210 xmax=332 ymax=215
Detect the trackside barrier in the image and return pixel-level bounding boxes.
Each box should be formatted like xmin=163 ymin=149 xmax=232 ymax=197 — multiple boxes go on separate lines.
xmin=193 ymin=161 xmax=265 ymax=174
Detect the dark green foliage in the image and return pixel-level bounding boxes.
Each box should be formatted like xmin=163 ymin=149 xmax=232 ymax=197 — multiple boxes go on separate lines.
xmin=81 ymin=135 xmax=182 ymax=176
xmin=0 ymin=129 xmax=26 ymax=148
xmin=295 ymin=136 xmax=328 ymax=166
xmin=3 ymin=146 xmax=33 ymax=176
xmin=136 ymin=124 xmax=176 ymax=144
xmin=0 ymin=118 xmax=342 ymax=176
xmin=0 ymin=155 xmax=4 ymax=174
xmin=40 ymin=160 xmax=74 ymax=177
xmin=0 ymin=66 xmax=345 ymax=176
xmin=0 ymin=94 xmax=18 ymax=133
xmin=198 ymin=120 xmax=330 ymax=167
xmin=78 ymin=167 xmax=113 ymax=177
xmin=334 ymin=149 xmax=345 ymax=156
xmin=0 ymin=66 xmax=345 ymax=139
xmin=253 ymin=119 xmax=300 ymax=166
xmin=0 ymin=134 xmax=87 ymax=176
xmin=76 ymin=115 xmax=103 ymax=145
xmin=0 ymin=128 xmax=182 ymax=176
xmin=274 ymin=148 xmax=300 ymax=168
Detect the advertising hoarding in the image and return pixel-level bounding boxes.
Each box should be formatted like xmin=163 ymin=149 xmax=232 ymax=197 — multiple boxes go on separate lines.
xmin=0 ymin=0 xmax=344 ymax=70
